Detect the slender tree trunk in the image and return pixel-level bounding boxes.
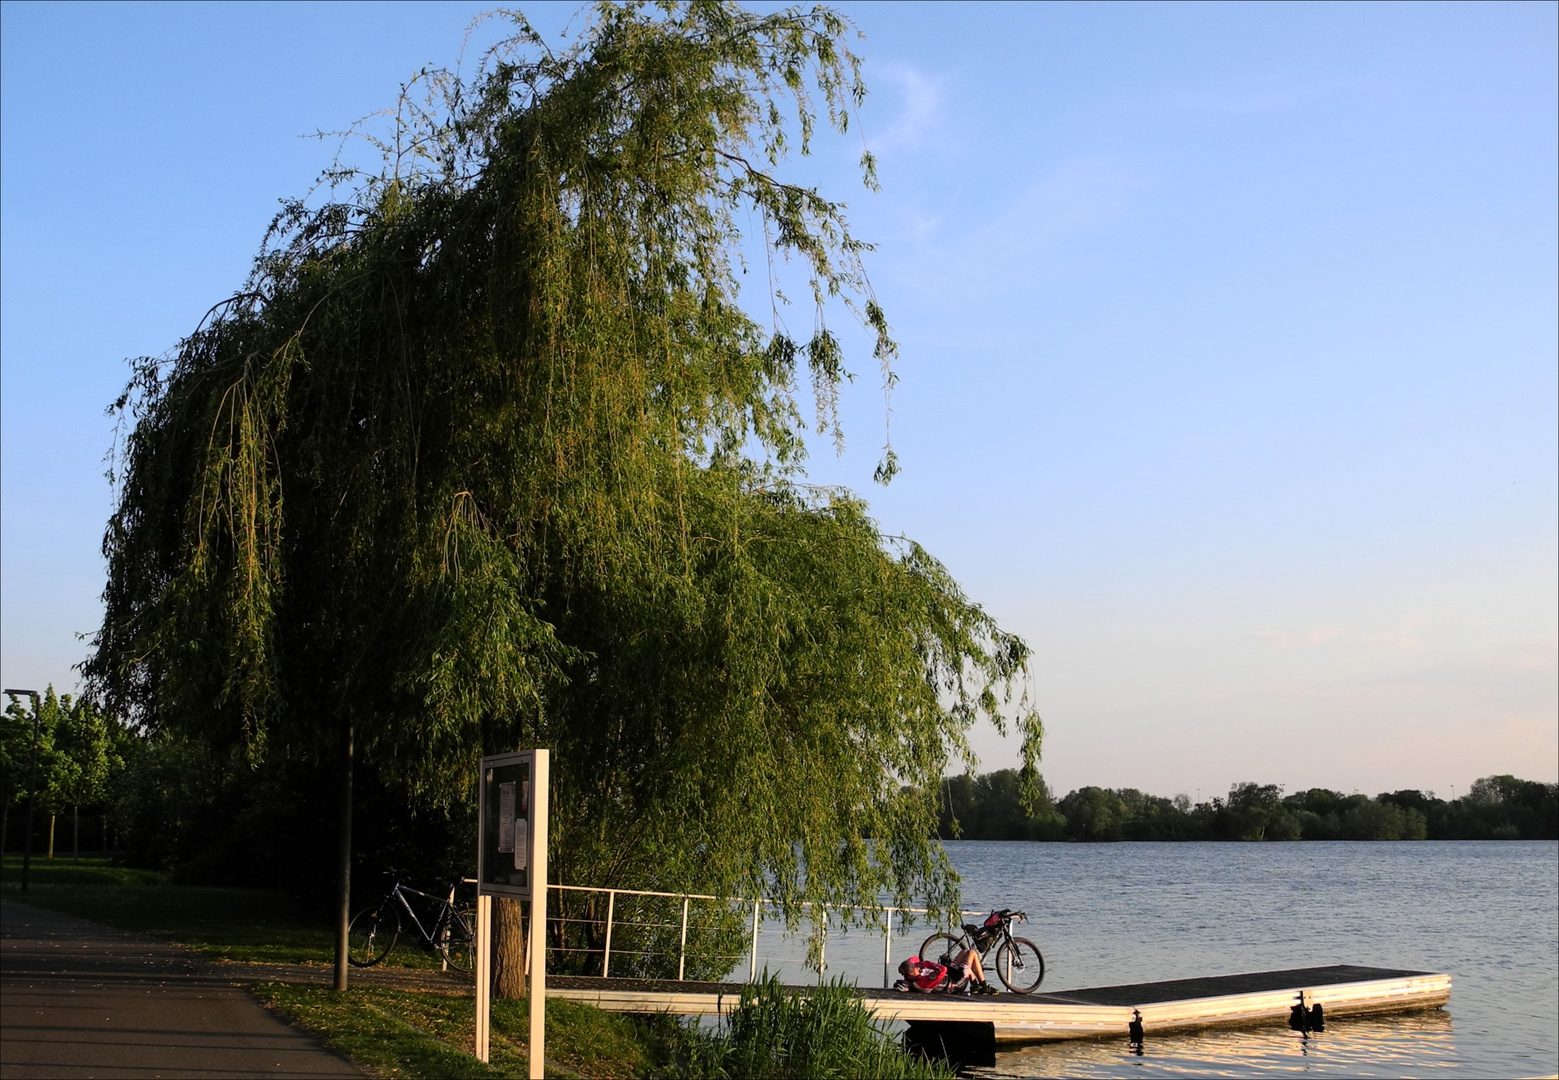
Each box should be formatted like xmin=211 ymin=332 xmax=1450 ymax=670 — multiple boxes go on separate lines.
xmin=48 ymin=814 xmax=56 ymax=859
xmin=494 ymin=897 xmax=528 ymax=998
xmin=1 ymin=802 xmax=9 ymax=855
xmin=333 ymin=723 xmax=354 ymax=992
xmin=73 ymin=807 xmax=79 ymax=862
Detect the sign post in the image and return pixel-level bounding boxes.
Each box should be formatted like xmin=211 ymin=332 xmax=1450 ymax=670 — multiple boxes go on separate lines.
xmin=476 ymin=749 xmax=549 ymax=1078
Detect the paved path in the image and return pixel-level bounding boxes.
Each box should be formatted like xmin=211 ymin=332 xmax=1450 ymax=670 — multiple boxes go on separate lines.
xmin=0 ymin=901 xmax=363 ymax=1079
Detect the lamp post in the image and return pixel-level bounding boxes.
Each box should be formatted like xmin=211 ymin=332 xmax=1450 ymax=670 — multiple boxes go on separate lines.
xmin=4 ymin=689 xmax=42 ymax=893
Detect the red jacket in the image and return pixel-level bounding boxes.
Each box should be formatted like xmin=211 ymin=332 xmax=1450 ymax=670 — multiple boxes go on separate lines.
xmin=908 ymin=959 xmax=947 ymax=992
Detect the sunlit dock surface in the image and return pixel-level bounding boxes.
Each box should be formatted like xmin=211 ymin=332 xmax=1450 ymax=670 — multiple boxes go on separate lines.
xmin=547 ymin=964 xmax=1450 ymax=1045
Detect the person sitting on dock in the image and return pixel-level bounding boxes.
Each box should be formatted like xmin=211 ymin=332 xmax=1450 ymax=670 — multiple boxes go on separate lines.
xmin=898 ymin=951 xmax=997 ymax=995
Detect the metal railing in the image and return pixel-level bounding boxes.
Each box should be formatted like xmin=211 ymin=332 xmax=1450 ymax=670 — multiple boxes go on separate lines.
xmin=545 ymin=883 xmax=979 ymax=988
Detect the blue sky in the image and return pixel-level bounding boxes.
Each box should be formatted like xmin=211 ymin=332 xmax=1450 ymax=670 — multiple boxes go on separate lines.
xmin=3 ymin=1 xmax=1554 ymax=799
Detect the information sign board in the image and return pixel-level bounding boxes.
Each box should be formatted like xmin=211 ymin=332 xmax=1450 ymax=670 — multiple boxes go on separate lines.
xmin=478 ymin=751 xmax=538 ymax=899
xmin=474 ymin=748 xmax=549 ymax=1076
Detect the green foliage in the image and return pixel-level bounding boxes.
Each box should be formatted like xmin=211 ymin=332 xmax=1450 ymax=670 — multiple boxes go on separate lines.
xmin=1112 ymin=788 xmax=1200 ymax=841
xmin=1434 ymin=775 xmax=1556 ymax=839
xmin=938 ymin=769 xmax=1063 ymax=841
xmin=1 ymin=692 xmax=52 ymax=815
xmin=88 ymin=2 xmax=1039 ymax=925
xmin=937 ymin=772 xmax=1556 ymax=842
xmin=1223 ymin=782 xmax=1292 ymax=841
xmin=675 ymin=974 xmax=954 ymax=1080
xmin=1057 ymin=786 xmax=1127 ymax=841
xmin=3 ymin=687 xmax=130 ymax=849
xmin=552 ymin=891 xmax=749 ymax=981
xmin=1343 ymin=799 xmax=1427 ymax=841
xmin=48 ymin=694 xmax=122 ymax=815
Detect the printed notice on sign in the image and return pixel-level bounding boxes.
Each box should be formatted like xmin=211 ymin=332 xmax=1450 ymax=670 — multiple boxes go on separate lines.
xmin=498 ymin=782 xmax=516 ymax=853
xmin=514 ymin=778 xmax=530 ymax=870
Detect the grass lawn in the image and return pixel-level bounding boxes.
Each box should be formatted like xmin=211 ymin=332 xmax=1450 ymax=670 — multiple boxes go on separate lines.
xmin=0 ymin=855 xmax=444 ymax=967
xmin=251 ymin=984 xmax=679 ymax=1079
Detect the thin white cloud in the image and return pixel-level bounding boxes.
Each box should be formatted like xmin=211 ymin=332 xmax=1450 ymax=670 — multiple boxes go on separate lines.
xmin=1257 ymin=626 xmax=1341 ymax=648
xmin=864 ymin=61 xmax=947 ymax=154
xmin=1363 ymin=614 xmax=1428 ymax=651
xmin=888 ymin=156 xmax=1142 ymax=303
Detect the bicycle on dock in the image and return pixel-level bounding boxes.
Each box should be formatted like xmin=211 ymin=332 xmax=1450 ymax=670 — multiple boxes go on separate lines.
xmin=348 ymin=876 xmax=477 ymax=970
xmin=921 ymin=908 xmax=1045 ymax=993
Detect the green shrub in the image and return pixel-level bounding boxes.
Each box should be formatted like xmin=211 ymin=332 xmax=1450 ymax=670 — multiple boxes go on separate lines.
xmin=675 ymin=974 xmax=954 ymax=1080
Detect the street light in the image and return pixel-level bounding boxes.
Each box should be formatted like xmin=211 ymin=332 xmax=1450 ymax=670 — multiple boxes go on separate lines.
xmin=4 ymin=689 xmax=42 ymax=893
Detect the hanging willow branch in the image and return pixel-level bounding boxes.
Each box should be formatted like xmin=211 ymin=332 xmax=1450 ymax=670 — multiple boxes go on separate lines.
xmin=87 ymin=1 xmax=1041 ymax=923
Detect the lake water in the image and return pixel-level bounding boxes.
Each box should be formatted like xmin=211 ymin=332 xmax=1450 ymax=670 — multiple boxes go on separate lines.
xmin=749 ymin=841 xmax=1558 ymax=1078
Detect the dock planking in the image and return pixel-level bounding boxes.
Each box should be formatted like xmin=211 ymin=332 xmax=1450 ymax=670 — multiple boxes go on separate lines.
xmin=546 ymin=963 xmax=1451 ymax=1049
xmin=1025 ymin=964 xmax=1440 ymax=1006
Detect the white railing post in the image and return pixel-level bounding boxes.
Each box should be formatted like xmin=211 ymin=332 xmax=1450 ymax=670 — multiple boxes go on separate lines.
xmin=602 ymin=890 xmax=616 ymax=978
xmin=678 ymin=896 xmax=690 ymax=981
xmin=883 ymin=907 xmax=894 ymax=987
xmin=749 ymin=899 xmax=761 ymax=981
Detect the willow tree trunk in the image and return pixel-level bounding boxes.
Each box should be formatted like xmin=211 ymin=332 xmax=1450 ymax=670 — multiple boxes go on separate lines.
xmin=493 ymin=898 xmax=528 ymax=998
xmin=48 ymin=814 xmax=55 ymax=859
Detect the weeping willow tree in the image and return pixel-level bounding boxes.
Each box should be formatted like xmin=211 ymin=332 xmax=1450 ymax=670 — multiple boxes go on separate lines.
xmin=88 ymin=1 xmax=1041 ymax=986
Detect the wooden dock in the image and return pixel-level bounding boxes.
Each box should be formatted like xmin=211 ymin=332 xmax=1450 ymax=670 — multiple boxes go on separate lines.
xmin=547 ymin=963 xmax=1450 ymax=1046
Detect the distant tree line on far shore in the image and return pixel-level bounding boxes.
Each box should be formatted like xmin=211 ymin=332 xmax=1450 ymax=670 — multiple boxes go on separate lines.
xmin=938 ymin=770 xmax=1559 ymax=842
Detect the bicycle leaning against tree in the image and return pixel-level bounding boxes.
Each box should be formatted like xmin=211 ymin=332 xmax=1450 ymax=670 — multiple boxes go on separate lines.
xmin=348 ymin=875 xmax=477 ymax=971
xmin=921 ymin=908 xmax=1045 ymax=993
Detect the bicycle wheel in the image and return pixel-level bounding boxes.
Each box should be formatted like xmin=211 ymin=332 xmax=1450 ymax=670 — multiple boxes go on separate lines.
xmin=918 ymin=932 xmax=966 ymax=967
xmin=439 ymin=903 xmax=477 ymax=971
xmin=347 ymin=904 xmax=399 ymax=967
xmin=994 ymin=936 xmax=1045 ymax=993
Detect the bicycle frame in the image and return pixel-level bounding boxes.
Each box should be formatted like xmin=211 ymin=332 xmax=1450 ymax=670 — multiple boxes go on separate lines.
xmin=387 ymin=882 xmax=455 ymax=949
xmin=963 ymin=918 xmax=1017 ymax=960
